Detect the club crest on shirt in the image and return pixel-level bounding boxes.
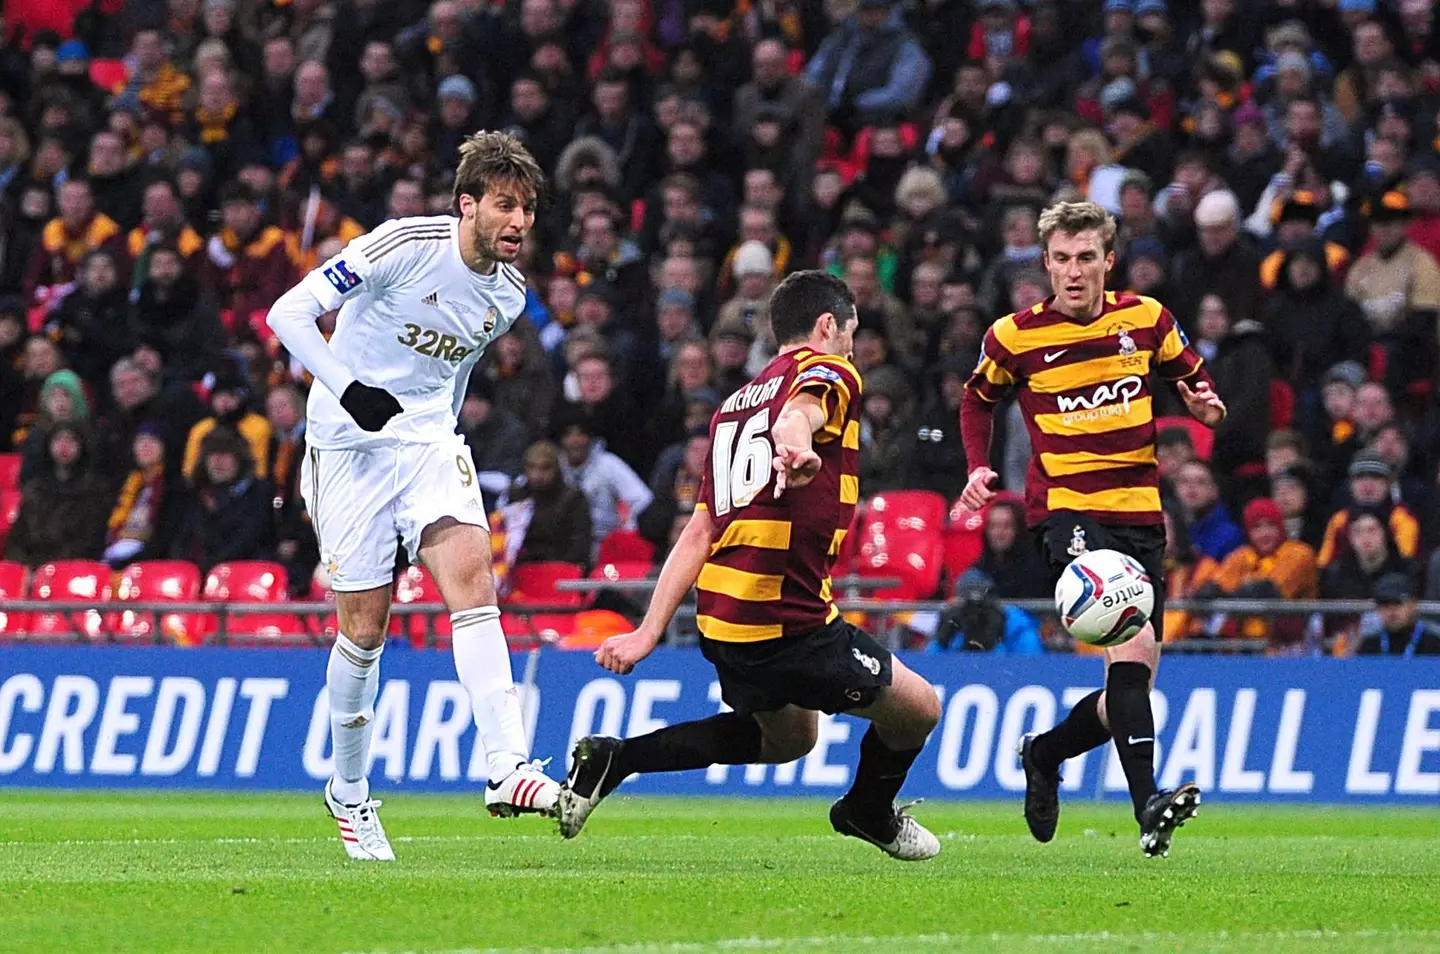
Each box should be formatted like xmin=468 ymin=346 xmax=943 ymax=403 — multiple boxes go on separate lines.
xmin=1067 ymin=525 xmax=1088 ymax=557
xmin=1115 ymin=326 xmax=1137 ymax=357
xmin=483 ymin=305 xmax=499 ymax=334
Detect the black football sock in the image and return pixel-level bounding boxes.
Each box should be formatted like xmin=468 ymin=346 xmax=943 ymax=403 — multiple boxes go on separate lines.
xmin=1105 ymin=662 xmax=1159 ymax=821
xmin=1029 ymin=689 xmax=1109 ymax=773
xmin=844 ymin=725 xmax=924 ymax=819
xmin=610 ymin=713 xmax=762 ymax=794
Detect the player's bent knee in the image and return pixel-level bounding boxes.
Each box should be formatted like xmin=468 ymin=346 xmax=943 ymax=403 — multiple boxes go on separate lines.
xmin=761 ymin=731 xmax=816 ymax=764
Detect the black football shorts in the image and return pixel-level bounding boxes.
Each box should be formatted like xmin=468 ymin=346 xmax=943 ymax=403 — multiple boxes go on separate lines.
xmin=700 ymin=617 xmax=894 ymax=716
xmin=1035 ymin=510 xmax=1168 ymax=641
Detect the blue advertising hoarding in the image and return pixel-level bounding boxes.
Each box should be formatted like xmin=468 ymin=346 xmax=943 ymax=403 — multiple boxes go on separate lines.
xmin=0 ymin=646 xmax=1437 ymax=802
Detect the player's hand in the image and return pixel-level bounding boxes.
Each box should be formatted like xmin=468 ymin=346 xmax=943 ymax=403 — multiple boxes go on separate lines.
xmin=1177 ymin=380 xmax=1226 ymax=427
xmin=595 ymin=629 xmax=660 ymax=675
xmin=340 ymin=381 xmax=403 ymax=432
xmin=772 ymin=443 xmax=821 ymax=497
xmin=958 ymin=467 xmax=998 ymax=512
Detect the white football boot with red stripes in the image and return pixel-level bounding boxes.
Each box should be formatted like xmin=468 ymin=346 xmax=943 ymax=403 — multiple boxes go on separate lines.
xmin=324 ymin=779 xmax=395 ymax=861
xmin=484 ymin=759 xmax=561 ymax=817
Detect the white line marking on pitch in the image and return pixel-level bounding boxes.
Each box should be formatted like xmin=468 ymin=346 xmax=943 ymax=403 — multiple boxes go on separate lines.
xmin=340 ymin=929 xmax=1440 ymax=954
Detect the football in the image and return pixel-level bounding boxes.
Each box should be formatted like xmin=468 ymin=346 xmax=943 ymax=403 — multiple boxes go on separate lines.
xmin=1054 ymin=548 xmax=1155 ymax=647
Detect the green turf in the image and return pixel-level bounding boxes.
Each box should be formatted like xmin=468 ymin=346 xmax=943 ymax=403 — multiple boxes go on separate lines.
xmin=1 ymin=793 xmax=1438 ymax=954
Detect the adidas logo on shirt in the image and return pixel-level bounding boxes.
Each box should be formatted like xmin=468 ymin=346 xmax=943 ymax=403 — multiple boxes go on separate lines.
xmin=421 ymin=291 xmax=439 ymax=307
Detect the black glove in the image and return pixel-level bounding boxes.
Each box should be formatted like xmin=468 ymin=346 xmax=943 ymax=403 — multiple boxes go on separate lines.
xmin=340 ymin=381 xmax=403 ymax=432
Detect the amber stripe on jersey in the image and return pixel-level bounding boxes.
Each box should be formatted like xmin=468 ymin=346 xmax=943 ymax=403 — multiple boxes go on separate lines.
xmin=965 ymin=291 xmax=1210 ymax=527
xmin=696 ymin=348 xmax=864 ymax=642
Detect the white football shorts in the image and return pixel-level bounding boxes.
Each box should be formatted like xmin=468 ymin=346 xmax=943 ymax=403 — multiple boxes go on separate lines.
xmin=301 ymin=434 xmax=490 ymax=591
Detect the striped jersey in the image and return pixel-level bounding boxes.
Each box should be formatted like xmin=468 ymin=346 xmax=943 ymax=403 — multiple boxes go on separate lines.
xmin=297 ymin=215 xmax=528 ymax=449
xmin=967 ymin=291 xmax=1207 ymax=527
xmin=694 ymin=348 xmax=863 ymax=643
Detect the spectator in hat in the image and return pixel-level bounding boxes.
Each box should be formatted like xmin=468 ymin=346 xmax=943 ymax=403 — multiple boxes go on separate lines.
xmin=555 ymin=405 xmax=654 ymax=556
xmin=1317 ymin=451 xmax=1422 ymax=568
xmin=1200 ymin=497 xmax=1318 ymax=646
xmin=930 ymin=570 xmax=1044 ymax=655
xmin=805 ymin=0 xmax=932 ymax=136
xmin=1378 ymin=157 xmax=1440 ymax=265
xmin=909 ymin=355 xmax=969 ymax=500
xmin=499 ymin=440 xmax=593 ymax=571
xmin=1346 ymin=190 xmax=1440 ymax=389
xmin=733 ymin=39 xmax=825 ymax=182
xmin=24 ymin=177 xmax=126 ymax=306
xmin=652 ymin=288 xmax=698 ymax=367
xmin=181 ymin=372 xmax=272 ymax=483
xmin=431 ymin=75 xmax=487 ymax=174
xmin=1122 ymin=234 xmax=1171 ymax=300
xmin=16 ymin=367 xmax=96 ymax=486
xmin=199 ymin=182 xmax=295 ymax=323
xmin=3 ymin=421 xmax=110 ymax=566
xmin=1224 ymin=102 xmax=1283 ymax=215
xmin=1265 ymin=236 xmax=1369 ymax=403
xmin=715 ymin=240 xmax=775 ymax=370
xmin=1170 ymin=189 xmax=1264 ymax=332
xmin=858 ymin=364 xmax=914 ymax=495
xmin=1356 ymin=573 xmax=1440 ymax=656
xmin=1257 ymin=193 xmax=1351 ymax=290
xmin=167 ymin=427 xmax=276 ymax=573
xmin=1321 ymin=509 xmax=1415 ymax=605
xmin=709 ymin=314 xmax=755 ymax=401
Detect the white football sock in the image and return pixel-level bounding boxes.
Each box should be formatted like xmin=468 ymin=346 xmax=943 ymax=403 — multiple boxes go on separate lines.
xmin=327 ymin=633 xmax=382 ymax=804
xmin=451 ymin=606 xmax=528 ymax=779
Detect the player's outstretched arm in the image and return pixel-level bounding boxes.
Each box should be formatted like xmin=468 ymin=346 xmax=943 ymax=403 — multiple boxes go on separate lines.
xmin=595 ymin=508 xmax=715 ymax=675
xmin=771 ymin=392 xmax=826 ymax=496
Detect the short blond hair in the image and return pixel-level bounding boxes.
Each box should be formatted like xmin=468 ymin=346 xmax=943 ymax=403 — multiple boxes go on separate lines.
xmin=1038 ymin=201 xmax=1118 ymax=254
xmin=453 ymin=130 xmax=545 ymax=212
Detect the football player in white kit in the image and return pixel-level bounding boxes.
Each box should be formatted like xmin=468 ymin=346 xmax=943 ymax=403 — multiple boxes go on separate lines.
xmin=266 ymin=132 xmax=560 ymax=861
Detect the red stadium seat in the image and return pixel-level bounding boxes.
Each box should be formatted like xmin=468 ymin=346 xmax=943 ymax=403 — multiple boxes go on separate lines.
xmin=28 ymin=560 xmax=113 ymax=641
xmin=596 ymin=529 xmax=656 ymax=566
xmin=395 ymin=564 xmax=449 ymax=646
xmin=1270 ymin=379 xmax=1295 ymax=431
xmin=0 ymin=453 xmax=21 ymax=491
xmin=308 ymin=578 xmax=341 ymax=643
xmin=88 ymin=58 xmax=130 ymax=93
xmin=943 ymin=503 xmax=987 ymax=587
xmin=0 ymin=561 xmax=29 ymax=636
xmin=855 ymin=491 xmax=946 ymax=600
xmin=508 ymin=561 xmax=584 ymax=607
xmin=1154 ymin=416 xmax=1213 ymax=461
xmin=114 ymin=561 xmax=203 ymax=645
xmin=589 ymin=561 xmax=653 ymax=582
xmin=203 ymin=561 xmax=307 ymax=644
xmin=0 ymin=489 xmax=21 ymax=551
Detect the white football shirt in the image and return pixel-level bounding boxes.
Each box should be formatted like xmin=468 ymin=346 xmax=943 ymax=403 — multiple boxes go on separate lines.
xmin=298 ymin=215 xmax=528 ymax=449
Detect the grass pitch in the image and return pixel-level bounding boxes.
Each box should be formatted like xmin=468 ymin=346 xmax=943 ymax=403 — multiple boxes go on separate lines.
xmin=1 ymin=793 xmax=1438 ymax=954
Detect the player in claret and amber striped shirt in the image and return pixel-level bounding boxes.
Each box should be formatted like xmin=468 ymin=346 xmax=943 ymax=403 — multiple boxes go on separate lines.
xmin=960 ymin=202 xmax=1226 ymax=859
xmin=556 ymin=272 xmax=944 ymax=861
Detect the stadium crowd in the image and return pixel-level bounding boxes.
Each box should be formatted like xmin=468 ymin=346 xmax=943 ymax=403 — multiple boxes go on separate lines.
xmin=1 ymin=0 xmax=1440 ymax=655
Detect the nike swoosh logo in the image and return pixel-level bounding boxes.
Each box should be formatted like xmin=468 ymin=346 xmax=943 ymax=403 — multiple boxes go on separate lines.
xmin=1043 ymin=350 xmax=1068 ymax=363
xmin=1128 ymin=736 xmax=1154 ymax=746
